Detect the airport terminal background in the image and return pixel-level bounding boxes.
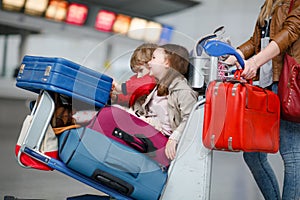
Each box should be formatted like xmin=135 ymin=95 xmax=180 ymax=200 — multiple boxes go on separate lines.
xmin=0 ymin=0 xmax=284 ymax=199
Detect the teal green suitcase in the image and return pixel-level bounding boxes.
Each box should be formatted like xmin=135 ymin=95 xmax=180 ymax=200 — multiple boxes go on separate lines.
xmin=58 ymin=127 xmax=168 ymax=200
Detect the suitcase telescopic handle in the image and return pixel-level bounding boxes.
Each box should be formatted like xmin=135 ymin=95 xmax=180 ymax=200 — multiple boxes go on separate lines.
xmin=202 ymin=40 xmax=245 ymax=69
xmin=112 ymin=128 xmax=157 ymax=155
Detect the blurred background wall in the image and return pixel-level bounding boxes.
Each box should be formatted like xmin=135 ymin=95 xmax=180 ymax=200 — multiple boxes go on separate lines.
xmin=0 ymin=0 xmax=263 ymax=80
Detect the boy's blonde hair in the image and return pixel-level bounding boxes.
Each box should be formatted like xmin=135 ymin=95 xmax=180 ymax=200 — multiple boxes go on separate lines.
xmin=130 ymin=43 xmax=158 ymax=73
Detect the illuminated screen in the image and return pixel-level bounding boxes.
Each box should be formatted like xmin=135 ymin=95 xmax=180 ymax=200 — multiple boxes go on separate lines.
xmin=95 ymin=10 xmax=116 ymax=32
xmin=2 ymin=0 xmax=26 ymax=11
xmin=112 ymin=14 xmax=131 ymax=34
xmin=24 ymin=0 xmax=49 ymax=15
xmin=144 ymin=21 xmax=162 ymax=43
xmin=45 ymin=0 xmax=68 ymax=21
xmin=159 ymin=25 xmax=174 ymax=44
xmin=127 ymin=17 xmax=148 ymax=40
xmin=65 ymin=3 xmax=88 ymax=25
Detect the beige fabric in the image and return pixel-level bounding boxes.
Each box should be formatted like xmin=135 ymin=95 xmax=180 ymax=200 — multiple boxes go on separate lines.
xmin=137 ymin=77 xmax=198 ymax=142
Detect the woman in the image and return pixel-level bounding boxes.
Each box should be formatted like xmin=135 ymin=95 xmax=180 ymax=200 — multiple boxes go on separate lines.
xmin=226 ymin=0 xmax=300 ymax=199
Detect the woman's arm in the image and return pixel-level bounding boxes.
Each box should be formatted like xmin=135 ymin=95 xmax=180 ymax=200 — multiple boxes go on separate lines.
xmin=241 ymin=40 xmax=280 ymax=79
xmin=242 ymin=2 xmax=300 ymax=79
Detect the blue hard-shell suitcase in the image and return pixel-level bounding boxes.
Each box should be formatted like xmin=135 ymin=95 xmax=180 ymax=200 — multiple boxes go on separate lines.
xmin=16 ymin=55 xmax=112 ymax=108
xmin=58 ymin=127 xmax=168 ymax=200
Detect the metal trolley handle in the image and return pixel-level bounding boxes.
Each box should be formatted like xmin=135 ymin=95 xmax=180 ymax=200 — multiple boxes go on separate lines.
xmin=203 ymin=40 xmax=245 ymax=68
xmin=17 ymin=90 xmax=55 ymax=168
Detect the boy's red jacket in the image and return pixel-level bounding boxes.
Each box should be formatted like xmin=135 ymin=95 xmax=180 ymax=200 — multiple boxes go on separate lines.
xmin=116 ymin=74 xmax=156 ymax=107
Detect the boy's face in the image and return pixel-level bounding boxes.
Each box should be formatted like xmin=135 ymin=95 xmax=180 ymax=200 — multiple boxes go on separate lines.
xmin=136 ymin=64 xmax=150 ymax=78
xmin=148 ymin=48 xmax=168 ymax=80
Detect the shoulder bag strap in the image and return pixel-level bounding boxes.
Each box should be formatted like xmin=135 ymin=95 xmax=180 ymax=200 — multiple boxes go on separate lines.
xmin=288 ymin=0 xmax=294 ymax=14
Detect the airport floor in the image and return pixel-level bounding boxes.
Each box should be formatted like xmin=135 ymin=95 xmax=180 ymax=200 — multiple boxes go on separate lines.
xmin=0 ymin=97 xmax=284 ymax=200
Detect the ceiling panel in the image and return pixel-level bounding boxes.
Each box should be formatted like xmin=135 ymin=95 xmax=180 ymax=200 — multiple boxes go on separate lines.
xmin=74 ymin=0 xmax=200 ymax=18
xmin=0 ymin=0 xmax=200 ymax=35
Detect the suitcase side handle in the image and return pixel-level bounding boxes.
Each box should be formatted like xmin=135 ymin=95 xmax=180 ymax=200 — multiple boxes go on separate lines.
xmin=92 ymin=169 xmax=134 ymax=196
xmin=112 ymin=128 xmax=157 ymax=155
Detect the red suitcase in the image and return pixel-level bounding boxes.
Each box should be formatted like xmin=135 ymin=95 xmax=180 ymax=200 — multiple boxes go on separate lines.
xmin=87 ymin=106 xmax=170 ymax=170
xmin=202 ymin=76 xmax=280 ymax=153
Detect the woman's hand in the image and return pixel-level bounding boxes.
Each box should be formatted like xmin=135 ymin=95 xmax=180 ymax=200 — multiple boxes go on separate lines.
xmin=241 ymin=57 xmax=259 ymax=80
xmin=241 ymin=41 xmax=280 ymax=80
xmin=224 ymin=55 xmax=238 ymax=66
xmin=223 ymin=49 xmax=245 ymax=67
xmin=165 ymin=139 xmax=177 ymax=160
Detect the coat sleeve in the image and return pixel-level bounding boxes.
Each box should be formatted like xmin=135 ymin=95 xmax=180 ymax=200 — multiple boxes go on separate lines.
xmin=237 ymin=21 xmax=260 ymax=59
xmin=115 ymin=93 xmax=130 ymax=107
xmin=169 ymin=89 xmax=198 ymax=142
xmin=124 ymin=74 xmax=156 ymax=95
xmin=271 ymin=1 xmax=300 ymax=53
xmin=117 ymin=74 xmax=155 ymax=107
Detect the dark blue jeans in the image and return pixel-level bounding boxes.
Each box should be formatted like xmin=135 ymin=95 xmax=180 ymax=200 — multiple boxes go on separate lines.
xmin=243 ymin=83 xmax=300 ymax=200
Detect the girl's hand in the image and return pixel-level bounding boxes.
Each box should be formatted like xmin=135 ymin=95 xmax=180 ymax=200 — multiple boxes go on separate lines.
xmin=165 ymin=139 xmax=177 ymax=160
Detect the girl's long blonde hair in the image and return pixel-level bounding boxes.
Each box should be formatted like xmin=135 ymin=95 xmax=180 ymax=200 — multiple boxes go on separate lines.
xmin=258 ymin=0 xmax=284 ymax=26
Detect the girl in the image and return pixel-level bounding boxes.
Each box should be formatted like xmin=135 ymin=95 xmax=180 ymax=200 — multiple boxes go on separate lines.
xmin=137 ymin=44 xmax=198 ymax=160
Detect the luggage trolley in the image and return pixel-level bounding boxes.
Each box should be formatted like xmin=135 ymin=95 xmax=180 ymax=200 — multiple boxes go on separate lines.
xmin=14 ymin=34 xmax=244 ymax=199
xmin=160 ymin=32 xmax=245 ymax=200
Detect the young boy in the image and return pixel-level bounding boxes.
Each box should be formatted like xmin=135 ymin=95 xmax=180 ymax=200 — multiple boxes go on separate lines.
xmin=111 ymin=43 xmax=157 ymax=109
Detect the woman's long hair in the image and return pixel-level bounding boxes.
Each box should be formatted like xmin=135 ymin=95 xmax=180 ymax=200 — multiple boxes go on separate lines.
xmin=258 ymin=0 xmax=284 ymax=26
xmin=156 ymin=44 xmax=189 ymax=96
